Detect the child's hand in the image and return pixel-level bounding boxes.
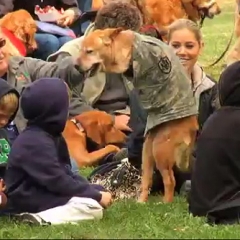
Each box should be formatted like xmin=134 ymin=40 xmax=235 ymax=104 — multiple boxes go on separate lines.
xmin=0 ymin=179 xmax=5 ymax=192
xmin=99 ymin=191 xmax=112 ymax=208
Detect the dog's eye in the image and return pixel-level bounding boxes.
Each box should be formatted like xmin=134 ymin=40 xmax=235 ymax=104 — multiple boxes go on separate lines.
xmin=0 ymin=39 xmax=6 ymax=48
xmin=86 ymin=49 xmax=93 ymax=54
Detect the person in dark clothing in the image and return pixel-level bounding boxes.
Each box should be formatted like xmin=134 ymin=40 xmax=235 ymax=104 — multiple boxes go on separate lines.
xmin=5 ymin=77 xmax=112 ymax=225
xmin=189 ymin=61 xmax=240 ymax=225
xmin=0 ymin=78 xmax=19 ymax=209
xmin=0 ymin=0 xmax=81 ymax=60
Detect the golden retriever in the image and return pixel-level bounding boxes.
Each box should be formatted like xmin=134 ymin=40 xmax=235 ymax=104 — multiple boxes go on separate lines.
xmin=91 ymin=0 xmax=221 ymax=32
xmin=63 ymin=110 xmax=126 ymax=167
xmin=0 ymin=9 xmax=37 ymax=56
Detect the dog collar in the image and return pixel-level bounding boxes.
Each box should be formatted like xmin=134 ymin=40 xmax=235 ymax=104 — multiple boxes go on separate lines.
xmin=1 ymin=27 xmax=27 ymax=56
xmin=70 ymin=118 xmax=85 ymax=133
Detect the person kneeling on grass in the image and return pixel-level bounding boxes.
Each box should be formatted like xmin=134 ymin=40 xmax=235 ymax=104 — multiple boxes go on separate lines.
xmin=0 ymin=79 xmax=19 ymax=211
xmin=5 ymin=77 xmax=112 ymax=225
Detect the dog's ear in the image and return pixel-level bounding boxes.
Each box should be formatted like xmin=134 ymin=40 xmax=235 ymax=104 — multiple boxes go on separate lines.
xmin=101 ymin=28 xmax=124 ymax=45
xmin=74 ymin=113 xmax=104 ymax=146
xmin=0 ymin=12 xmax=18 ymax=32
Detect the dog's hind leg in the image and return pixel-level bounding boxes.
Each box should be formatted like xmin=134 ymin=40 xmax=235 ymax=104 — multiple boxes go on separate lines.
xmin=153 ymin=144 xmax=176 ymax=203
xmin=137 ymin=134 xmax=155 ymax=203
xmin=152 ymin=126 xmax=176 ymax=203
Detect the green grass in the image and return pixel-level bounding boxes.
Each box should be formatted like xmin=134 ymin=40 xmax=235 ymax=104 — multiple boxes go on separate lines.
xmin=1 ymin=2 xmax=238 ymax=239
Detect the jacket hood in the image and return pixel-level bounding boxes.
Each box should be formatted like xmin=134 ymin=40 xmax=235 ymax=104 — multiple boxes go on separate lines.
xmin=21 ymin=78 xmax=69 ymax=135
xmin=218 ymin=61 xmax=240 ymax=107
xmin=0 ymin=78 xmax=20 ymax=126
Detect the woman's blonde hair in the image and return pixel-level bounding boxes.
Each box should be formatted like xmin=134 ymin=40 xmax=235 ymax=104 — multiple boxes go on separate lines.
xmin=0 ymin=92 xmax=19 ymax=114
xmin=167 ymin=19 xmax=202 ymax=44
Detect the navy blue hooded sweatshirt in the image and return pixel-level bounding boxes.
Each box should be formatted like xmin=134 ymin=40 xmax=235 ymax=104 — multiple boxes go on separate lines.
xmin=5 ymin=78 xmax=102 ymax=213
xmin=0 ymin=78 xmax=19 ymax=179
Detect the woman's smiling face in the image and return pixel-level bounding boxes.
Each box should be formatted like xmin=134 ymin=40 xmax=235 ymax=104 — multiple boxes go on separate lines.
xmin=168 ymin=28 xmax=203 ymax=74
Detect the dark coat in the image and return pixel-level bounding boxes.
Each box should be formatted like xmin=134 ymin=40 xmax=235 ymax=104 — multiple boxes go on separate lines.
xmin=189 ymin=61 xmax=240 ymax=224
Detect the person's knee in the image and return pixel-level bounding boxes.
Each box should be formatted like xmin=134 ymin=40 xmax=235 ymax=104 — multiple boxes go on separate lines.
xmin=33 ymin=34 xmax=60 ymax=60
xmin=58 ymin=36 xmax=74 ymax=48
xmin=35 ymin=34 xmax=60 ymax=51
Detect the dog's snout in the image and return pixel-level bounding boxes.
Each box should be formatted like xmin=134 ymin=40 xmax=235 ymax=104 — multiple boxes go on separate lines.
xmin=31 ymin=42 xmax=38 ymax=50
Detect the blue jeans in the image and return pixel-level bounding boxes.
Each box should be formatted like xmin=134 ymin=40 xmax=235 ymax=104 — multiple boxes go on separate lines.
xmin=127 ymin=89 xmax=147 ymax=168
xmin=78 ymin=0 xmax=92 ymax=34
xmin=70 ymin=158 xmax=79 ymax=175
xmin=32 ymin=33 xmax=73 ymax=60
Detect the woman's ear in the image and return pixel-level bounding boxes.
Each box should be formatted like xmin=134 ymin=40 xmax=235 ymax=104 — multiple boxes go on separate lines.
xmin=74 ymin=114 xmax=104 ymax=146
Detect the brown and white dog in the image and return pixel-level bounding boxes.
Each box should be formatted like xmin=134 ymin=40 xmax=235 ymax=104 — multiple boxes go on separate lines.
xmin=0 ymin=9 xmax=37 ymax=57
xmin=77 ymin=28 xmax=198 ymax=203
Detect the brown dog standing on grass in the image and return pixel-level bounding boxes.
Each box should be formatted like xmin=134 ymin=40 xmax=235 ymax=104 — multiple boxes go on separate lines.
xmin=77 ymin=28 xmax=199 ymax=203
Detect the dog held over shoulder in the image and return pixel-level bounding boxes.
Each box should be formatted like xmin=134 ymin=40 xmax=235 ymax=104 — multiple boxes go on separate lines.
xmin=78 ymin=28 xmax=199 ymax=203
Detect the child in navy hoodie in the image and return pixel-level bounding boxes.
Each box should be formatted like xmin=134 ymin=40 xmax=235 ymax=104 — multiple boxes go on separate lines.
xmin=5 ymin=77 xmax=112 ymax=225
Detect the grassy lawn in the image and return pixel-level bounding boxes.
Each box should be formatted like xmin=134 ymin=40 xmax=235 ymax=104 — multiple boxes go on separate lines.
xmin=0 ymin=2 xmax=238 ymax=239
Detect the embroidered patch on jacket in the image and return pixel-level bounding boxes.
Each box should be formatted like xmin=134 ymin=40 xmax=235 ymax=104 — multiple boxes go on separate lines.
xmin=158 ymin=56 xmax=171 ymax=74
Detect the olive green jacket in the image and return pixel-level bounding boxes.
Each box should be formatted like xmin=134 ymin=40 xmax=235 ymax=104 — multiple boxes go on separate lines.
xmin=131 ymin=33 xmax=198 ymax=134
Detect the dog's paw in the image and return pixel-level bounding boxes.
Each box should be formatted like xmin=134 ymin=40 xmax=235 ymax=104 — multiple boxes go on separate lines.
xmin=137 ymin=197 xmax=148 ymax=203
xmin=105 ymin=145 xmax=120 ymax=153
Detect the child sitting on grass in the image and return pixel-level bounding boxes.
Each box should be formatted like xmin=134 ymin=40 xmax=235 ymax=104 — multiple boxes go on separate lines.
xmin=0 ymin=78 xmax=19 ymax=210
xmin=5 ymin=77 xmax=112 ymax=225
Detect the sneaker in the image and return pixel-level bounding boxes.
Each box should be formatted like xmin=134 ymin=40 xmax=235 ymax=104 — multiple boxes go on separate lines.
xmin=14 ymin=212 xmax=50 ymax=226
xmin=180 ymin=180 xmax=191 ymax=197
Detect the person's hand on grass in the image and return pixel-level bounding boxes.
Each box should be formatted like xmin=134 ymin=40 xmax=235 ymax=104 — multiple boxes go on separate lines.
xmin=100 ymin=191 xmax=113 ymax=208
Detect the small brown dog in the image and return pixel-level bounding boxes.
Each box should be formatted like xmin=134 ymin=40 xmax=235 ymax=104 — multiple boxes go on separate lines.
xmin=77 ymin=28 xmax=199 ymax=203
xmin=0 ymin=9 xmax=37 ymax=56
xmin=63 ymin=110 xmax=126 ymax=167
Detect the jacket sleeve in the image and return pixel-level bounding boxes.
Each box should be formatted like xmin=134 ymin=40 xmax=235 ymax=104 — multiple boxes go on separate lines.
xmin=25 ymin=57 xmax=93 ymax=116
xmin=20 ymin=136 xmax=102 ymax=202
xmin=0 ymin=0 xmax=14 ymax=17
